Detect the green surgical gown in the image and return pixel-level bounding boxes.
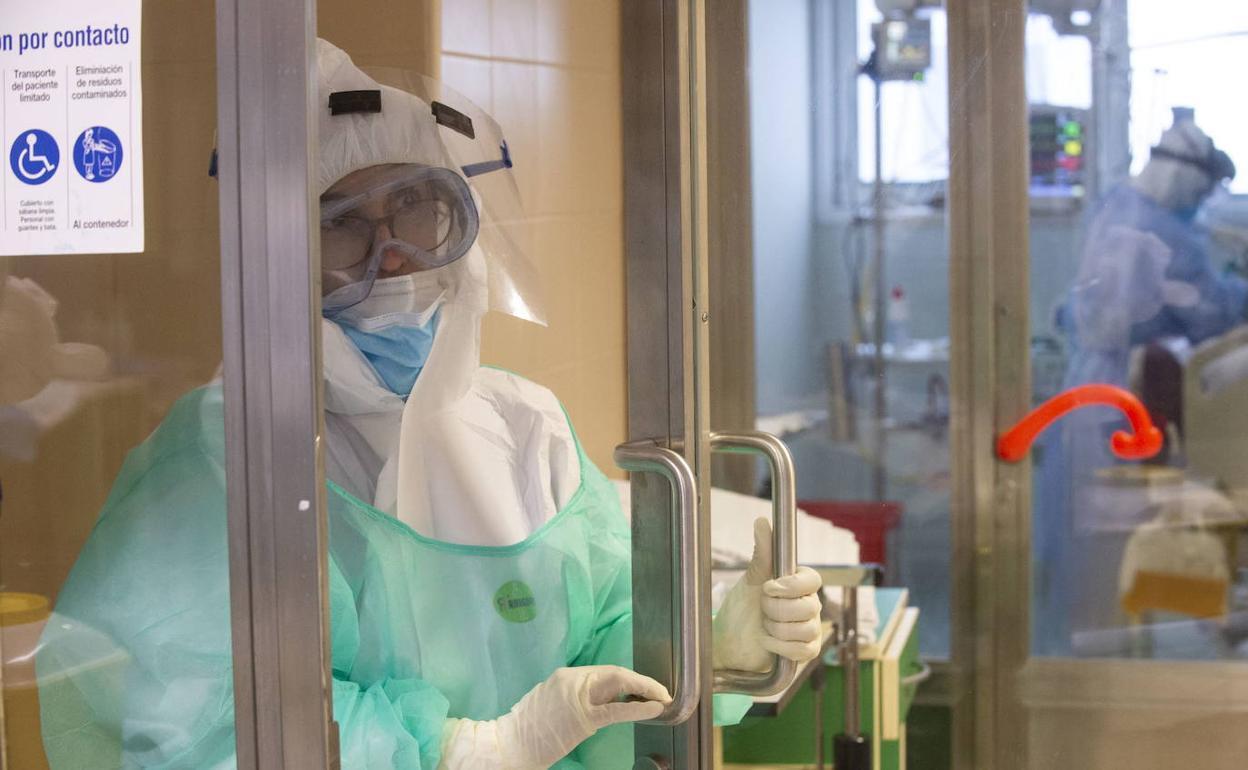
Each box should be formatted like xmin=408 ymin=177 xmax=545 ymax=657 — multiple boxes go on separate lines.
xmin=36 ymin=382 xmax=749 ymax=769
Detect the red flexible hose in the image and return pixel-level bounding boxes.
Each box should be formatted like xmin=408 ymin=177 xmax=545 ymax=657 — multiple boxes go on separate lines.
xmin=997 ymin=384 xmax=1164 ymax=463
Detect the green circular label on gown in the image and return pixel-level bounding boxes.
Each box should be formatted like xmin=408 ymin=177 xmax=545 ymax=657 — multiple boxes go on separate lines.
xmin=494 ymin=580 xmax=537 ymax=623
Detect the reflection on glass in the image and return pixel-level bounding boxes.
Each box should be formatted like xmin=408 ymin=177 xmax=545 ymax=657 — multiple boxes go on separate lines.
xmin=1030 ymin=1 xmax=1248 ymax=660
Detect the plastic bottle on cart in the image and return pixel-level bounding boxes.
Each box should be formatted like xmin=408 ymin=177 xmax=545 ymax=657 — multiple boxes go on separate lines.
xmin=886 ymin=285 xmax=910 ymax=349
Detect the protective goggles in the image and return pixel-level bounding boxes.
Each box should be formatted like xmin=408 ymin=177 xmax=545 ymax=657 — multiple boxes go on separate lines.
xmin=1151 ymin=144 xmax=1237 ymax=184
xmin=321 ymin=165 xmax=479 ymax=314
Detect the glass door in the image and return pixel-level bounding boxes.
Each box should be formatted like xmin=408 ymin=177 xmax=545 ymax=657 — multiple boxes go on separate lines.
xmin=1010 ymin=2 xmax=1248 ymax=768
xmin=618 ymin=0 xmax=930 ymax=767
xmin=0 ymin=1 xmax=319 ymax=767
xmin=622 ymin=2 xmax=823 ymax=768
xmin=317 ymin=0 xmax=727 ymax=768
xmin=0 ymin=4 xmax=231 ymax=767
xmin=703 ymin=1 xmax=956 ymax=767
xmin=3 ymin=0 xmax=332 ymax=767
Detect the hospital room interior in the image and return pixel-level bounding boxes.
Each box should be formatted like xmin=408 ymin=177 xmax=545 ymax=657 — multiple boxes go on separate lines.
xmin=3 ymin=0 xmax=1248 ymax=768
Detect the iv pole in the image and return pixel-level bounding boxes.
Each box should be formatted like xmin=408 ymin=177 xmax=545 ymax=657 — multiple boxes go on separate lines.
xmin=871 ymin=75 xmax=887 ymax=503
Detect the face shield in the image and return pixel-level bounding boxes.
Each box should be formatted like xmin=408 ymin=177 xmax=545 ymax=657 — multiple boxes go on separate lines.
xmin=316 ymin=48 xmax=544 ymax=324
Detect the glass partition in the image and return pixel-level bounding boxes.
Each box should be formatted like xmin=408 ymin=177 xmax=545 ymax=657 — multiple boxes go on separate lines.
xmin=1 ymin=5 xmax=230 ymax=768
xmin=1028 ymin=0 xmax=1248 ymax=663
xmin=1017 ymin=2 xmax=1248 ymax=767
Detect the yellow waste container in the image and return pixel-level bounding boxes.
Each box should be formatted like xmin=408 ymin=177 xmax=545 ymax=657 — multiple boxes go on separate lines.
xmin=2 ymin=592 xmax=51 ymax=770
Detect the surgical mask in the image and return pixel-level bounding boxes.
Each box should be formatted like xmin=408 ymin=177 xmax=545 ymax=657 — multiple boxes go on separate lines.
xmin=331 ymin=275 xmax=446 ymax=397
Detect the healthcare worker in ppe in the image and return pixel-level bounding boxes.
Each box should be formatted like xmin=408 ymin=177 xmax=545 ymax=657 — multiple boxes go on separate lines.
xmin=1033 ymin=115 xmax=1245 ymax=653
xmin=36 ymin=39 xmax=824 ymax=769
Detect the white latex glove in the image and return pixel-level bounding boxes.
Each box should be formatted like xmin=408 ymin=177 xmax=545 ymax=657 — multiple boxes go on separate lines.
xmin=438 ymin=665 xmax=671 ymax=769
xmin=712 ymin=517 xmax=823 ymax=672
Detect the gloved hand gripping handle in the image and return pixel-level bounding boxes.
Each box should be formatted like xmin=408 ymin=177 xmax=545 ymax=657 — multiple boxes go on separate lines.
xmin=709 ymin=430 xmax=800 ymax=697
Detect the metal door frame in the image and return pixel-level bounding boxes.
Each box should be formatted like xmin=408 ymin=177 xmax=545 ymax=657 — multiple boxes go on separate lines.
xmin=689 ymin=1 xmax=1033 ymax=767
xmin=945 ymin=2 xmax=1032 ymax=768
xmin=622 ymin=0 xmax=716 ymax=767
xmin=687 ymin=1 xmax=1027 ymax=766
xmin=216 ymin=0 xmax=336 ymax=767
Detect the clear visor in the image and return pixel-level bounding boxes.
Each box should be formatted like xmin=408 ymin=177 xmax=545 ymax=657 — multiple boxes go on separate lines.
xmin=361 ymin=67 xmax=546 ymax=325
xmin=321 ymin=165 xmax=479 ymax=314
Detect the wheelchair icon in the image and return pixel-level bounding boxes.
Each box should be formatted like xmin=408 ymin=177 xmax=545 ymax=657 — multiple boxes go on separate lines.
xmin=9 ymin=130 xmax=60 ymax=185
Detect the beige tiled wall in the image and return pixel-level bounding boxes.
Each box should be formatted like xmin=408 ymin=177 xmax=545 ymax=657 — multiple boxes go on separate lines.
xmin=320 ymin=0 xmax=440 ymax=73
xmin=442 ymin=0 xmax=627 ymax=477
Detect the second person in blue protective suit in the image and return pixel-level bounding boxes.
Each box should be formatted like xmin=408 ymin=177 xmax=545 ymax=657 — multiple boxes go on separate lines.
xmin=1034 ymin=116 xmax=1245 ymax=653
xmin=35 ymin=40 xmax=825 ymax=769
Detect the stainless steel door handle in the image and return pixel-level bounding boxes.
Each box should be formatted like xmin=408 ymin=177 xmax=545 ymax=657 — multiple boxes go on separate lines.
xmin=615 ymin=440 xmax=702 ymax=725
xmin=709 ymin=430 xmax=799 ymax=696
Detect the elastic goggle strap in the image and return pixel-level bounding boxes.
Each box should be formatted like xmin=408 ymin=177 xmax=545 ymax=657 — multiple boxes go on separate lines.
xmin=1150 ymin=145 xmax=1236 ymax=183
